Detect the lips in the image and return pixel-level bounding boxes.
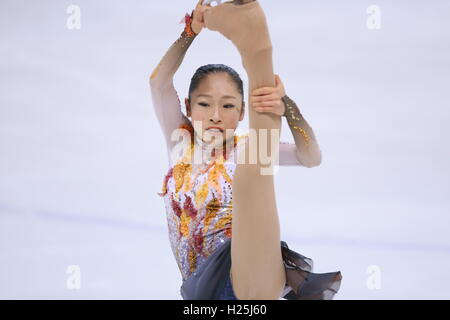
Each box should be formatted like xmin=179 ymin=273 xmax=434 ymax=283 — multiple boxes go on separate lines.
xmin=206 ymin=126 xmax=223 ymax=132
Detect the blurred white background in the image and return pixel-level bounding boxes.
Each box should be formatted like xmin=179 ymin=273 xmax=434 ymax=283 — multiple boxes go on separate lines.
xmin=1 ymin=0 xmax=449 ymax=299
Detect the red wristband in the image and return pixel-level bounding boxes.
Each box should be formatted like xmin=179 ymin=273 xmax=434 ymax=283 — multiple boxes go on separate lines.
xmin=180 ymin=10 xmax=196 ymax=37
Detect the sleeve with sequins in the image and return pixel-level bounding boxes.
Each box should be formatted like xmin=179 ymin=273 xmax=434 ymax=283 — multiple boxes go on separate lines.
xmin=149 ymin=13 xmax=198 ymax=165
xmin=281 ymin=94 xmax=322 ymax=167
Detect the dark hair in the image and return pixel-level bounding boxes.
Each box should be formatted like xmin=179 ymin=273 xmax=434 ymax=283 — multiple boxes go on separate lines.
xmin=188 ymin=64 xmax=244 ymax=105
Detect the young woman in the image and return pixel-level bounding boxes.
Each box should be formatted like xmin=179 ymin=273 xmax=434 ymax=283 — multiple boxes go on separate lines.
xmin=150 ymin=0 xmax=342 ymax=300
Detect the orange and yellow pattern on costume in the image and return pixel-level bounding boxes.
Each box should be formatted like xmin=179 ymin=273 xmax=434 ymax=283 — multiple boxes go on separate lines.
xmin=158 ymin=124 xmax=247 ymax=280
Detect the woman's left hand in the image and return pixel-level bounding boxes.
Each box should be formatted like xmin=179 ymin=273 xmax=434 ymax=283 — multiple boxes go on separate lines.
xmin=250 ymin=74 xmax=286 ymax=116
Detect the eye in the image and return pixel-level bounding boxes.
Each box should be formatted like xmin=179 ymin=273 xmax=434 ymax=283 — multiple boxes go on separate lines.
xmin=199 ymin=102 xmax=209 ymax=107
xmin=224 ymin=104 xmax=235 ymax=108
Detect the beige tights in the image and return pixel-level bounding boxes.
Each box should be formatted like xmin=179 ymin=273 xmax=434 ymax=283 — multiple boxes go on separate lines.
xmin=204 ymin=0 xmax=285 ymax=300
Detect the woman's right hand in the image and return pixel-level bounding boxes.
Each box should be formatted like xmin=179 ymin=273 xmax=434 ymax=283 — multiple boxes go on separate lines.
xmin=191 ymin=0 xmax=212 ymax=35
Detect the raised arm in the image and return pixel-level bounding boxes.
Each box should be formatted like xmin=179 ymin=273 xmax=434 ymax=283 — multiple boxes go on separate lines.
xmin=149 ymin=21 xmax=197 ymax=157
xmin=149 ymin=2 xmax=208 ymax=163
xmin=149 ymin=15 xmax=198 ymax=88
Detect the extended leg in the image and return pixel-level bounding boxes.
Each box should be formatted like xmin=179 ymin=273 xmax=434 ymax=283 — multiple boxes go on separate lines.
xmin=204 ymin=0 xmax=285 ymax=300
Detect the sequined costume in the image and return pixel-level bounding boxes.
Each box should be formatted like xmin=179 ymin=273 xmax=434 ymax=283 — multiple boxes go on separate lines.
xmin=157 ymin=125 xmax=247 ymax=281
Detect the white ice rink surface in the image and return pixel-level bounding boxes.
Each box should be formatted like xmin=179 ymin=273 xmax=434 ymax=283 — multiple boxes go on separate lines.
xmin=1 ymin=0 xmax=449 ymax=299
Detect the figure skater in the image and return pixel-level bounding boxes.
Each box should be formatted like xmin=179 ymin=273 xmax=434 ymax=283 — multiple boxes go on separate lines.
xmin=150 ymin=0 xmax=342 ymax=300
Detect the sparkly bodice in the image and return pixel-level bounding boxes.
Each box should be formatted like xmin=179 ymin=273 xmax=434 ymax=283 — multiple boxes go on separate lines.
xmin=157 ymin=124 xmax=248 ymax=280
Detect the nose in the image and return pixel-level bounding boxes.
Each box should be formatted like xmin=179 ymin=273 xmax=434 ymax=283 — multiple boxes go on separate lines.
xmin=209 ymin=105 xmax=222 ymax=124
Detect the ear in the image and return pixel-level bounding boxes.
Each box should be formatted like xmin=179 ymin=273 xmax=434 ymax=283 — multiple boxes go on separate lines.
xmin=185 ymin=98 xmax=191 ymax=117
xmin=239 ymin=101 xmax=245 ymax=121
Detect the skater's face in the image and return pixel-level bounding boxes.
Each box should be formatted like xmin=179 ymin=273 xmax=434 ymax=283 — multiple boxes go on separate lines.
xmin=186 ymin=72 xmax=245 ymax=146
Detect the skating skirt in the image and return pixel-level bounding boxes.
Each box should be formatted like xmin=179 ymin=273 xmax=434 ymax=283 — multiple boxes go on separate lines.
xmin=180 ymin=237 xmax=342 ymax=300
